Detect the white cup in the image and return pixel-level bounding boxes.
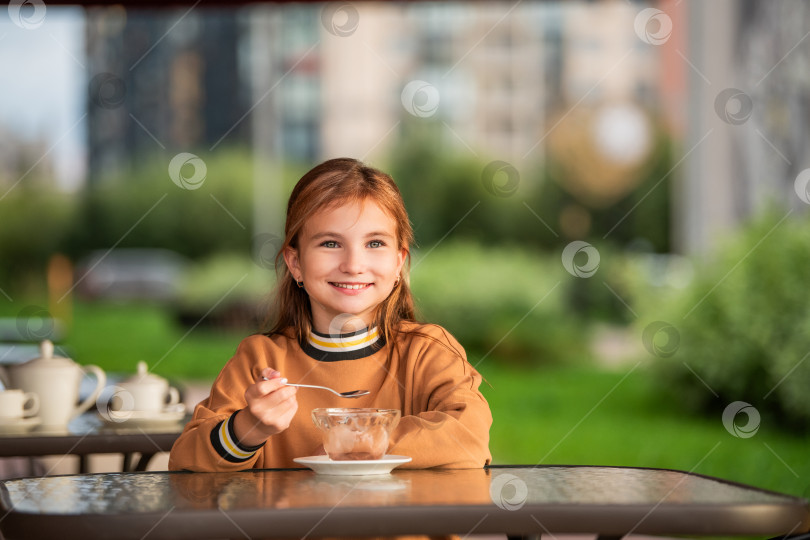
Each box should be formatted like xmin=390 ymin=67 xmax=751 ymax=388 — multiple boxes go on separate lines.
xmin=0 ymin=389 xmax=40 ymax=420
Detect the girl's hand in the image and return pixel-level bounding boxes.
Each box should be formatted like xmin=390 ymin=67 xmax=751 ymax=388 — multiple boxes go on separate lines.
xmin=233 ymin=367 xmax=298 ymax=447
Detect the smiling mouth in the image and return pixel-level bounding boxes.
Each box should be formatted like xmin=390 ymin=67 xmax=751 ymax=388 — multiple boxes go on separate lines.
xmin=330 ymin=282 xmax=372 ymax=290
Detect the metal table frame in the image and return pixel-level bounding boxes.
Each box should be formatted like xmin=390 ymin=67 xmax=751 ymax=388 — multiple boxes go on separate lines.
xmin=0 ymin=413 xmax=186 ymax=472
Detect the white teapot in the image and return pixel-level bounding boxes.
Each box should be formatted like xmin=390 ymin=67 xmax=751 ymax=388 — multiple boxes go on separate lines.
xmin=4 ymin=340 xmax=106 ymax=427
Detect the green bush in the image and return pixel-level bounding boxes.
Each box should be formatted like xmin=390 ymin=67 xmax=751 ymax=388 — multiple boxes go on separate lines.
xmin=538 ymin=126 xmax=674 ymax=253
xmin=175 ymin=251 xmax=275 ymax=331
xmin=387 ymin=119 xmax=674 ymax=254
xmin=648 ymin=210 xmax=810 ymax=429
xmin=66 ymin=147 xmax=258 ymax=260
xmin=1 ymin=149 xmax=310 ymax=297
xmin=387 ymin=123 xmax=528 ymax=248
xmin=410 ymin=241 xmax=589 ymax=365
xmin=0 ymin=186 xmax=77 ymax=290
xmin=386 ymin=120 xmax=674 ymax=329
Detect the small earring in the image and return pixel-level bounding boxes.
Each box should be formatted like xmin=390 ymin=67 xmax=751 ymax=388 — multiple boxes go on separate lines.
xmin=296 ymin=280 xmax=304 ymax=288
xmin=395 ymin=274 xmax=401 ymax=285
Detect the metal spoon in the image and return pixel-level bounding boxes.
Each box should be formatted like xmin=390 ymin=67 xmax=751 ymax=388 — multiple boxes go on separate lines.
xmin=286 ymin=383 xmax=369 ymax=398
xmin=262 ymin=377 xmax=369 ymax=398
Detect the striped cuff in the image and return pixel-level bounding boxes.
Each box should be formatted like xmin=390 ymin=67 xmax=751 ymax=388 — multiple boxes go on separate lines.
xmin=210 ymin=411 xmax=265 ymax=463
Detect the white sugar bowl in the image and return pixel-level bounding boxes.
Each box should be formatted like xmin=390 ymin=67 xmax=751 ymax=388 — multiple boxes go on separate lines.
xmin=115 ymin=361 xmax=180 ymax=413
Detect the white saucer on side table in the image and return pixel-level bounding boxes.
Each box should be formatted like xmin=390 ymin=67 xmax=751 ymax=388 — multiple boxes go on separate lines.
xmin=98 ymin=404 xmax=187 ymax=428
xmin=0 ymin=416 xmax=42 ymax=435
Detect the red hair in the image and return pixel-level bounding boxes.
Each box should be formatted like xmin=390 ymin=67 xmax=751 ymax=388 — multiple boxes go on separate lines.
xmin=263 ymin=158 xmax=416 ymax=346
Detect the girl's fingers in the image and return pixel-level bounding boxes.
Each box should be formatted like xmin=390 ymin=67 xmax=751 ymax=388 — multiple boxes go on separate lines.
xmin=259 ymin=376 xmax=287 ymax=392
xmin=255 ymin=368 xmax=289 ymax=393
xmin=274 ymin=394 xmax=298 ymax=417
xmin=251 ymin=390 xmax=298 ymax=428
xmin=242 ymin=368 xmax=298 ymax=433
xmin=247 ymin=379 xmax=296 ymax=406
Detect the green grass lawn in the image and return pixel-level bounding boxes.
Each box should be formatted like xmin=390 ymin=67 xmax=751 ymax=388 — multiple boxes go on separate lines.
xmin=5 ymin=300 xmax=808 ymax=498
xmin=479 ymin=361 xmax=810 ymax=498
xmin=64 ymin=301 xmax=246 ymax=379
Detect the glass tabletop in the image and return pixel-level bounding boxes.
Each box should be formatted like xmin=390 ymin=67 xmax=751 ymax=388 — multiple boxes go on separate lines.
xmin=2 ymin=466 xmax=808 ymax=540
xmin=2 ymin=466 xmax=803 ymax=513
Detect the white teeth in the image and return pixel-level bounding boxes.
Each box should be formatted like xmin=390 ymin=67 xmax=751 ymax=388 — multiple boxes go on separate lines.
xmin=333 ymin=283 xmax=368 ymax=290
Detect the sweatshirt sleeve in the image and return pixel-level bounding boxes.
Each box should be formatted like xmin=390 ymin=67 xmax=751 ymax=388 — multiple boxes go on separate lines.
xmin=387 ymin=326 xmax=492 ymax=469
xmin=168 ymin=336 xmax=267 ymax=472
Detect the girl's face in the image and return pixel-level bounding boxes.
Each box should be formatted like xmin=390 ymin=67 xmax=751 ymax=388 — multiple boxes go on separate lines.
xmin=284 ymin=199 xmax=407 ymax=334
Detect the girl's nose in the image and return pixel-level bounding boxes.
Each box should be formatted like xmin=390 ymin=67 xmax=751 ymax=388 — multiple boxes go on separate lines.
xmin=339 ymin=247 xmax=366 ymax=274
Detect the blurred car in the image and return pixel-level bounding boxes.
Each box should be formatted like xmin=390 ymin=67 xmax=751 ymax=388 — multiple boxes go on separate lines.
xmin=74 ymin=248 xmax=190 ymax=302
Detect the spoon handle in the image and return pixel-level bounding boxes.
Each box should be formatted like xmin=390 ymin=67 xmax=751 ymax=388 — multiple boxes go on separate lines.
xmin=261 ymin=377 xmax=336 ymax=393
xmin=261 ymin=378 xmax=366 ymax=397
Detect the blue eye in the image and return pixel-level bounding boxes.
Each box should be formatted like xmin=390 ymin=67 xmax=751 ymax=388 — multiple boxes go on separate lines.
xmin=321 ymin=241 xmax=339 ymax=248
xmin=368 ymin=240 xmax=385 ymax=248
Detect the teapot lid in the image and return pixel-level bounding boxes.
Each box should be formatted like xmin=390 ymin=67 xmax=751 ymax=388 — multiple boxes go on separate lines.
xmin=25 ymin=340 xmax=74 ymax=367
xmin=122 ymin=361 xmax=166 ymax=385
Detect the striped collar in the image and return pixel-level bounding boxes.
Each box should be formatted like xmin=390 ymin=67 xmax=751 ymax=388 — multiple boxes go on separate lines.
xmin=302 ymin=327 xmax=385 ymax=362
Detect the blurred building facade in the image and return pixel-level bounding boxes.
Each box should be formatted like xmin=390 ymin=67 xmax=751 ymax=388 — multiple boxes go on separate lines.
xmin=83 ymin=2 xmax=664 ymax=181
xmin=314 ymin=1 xmax=662 ymax=169
xmin=80 ymin=1 xmax=668 ymax=246
xmin=81 ymin=1 xmax=691 ymax=249
xmin=84 ymin=7 xmax=251 ymax=184
xmin=679 ymin=0 xmax=809 ymax=254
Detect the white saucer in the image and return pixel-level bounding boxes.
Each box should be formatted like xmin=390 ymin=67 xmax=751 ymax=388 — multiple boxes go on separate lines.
xmin=98 ymin=406 xmax=186 ymax=428
xmin=294 ymin=455 xmax=412 ymax=476
xmin=0 ymin=416 xmax=42 ymax=434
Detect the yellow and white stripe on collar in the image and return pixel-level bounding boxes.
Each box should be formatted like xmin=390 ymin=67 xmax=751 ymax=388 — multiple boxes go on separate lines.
xmin=307 ymin=327 xmax=380 ymax=353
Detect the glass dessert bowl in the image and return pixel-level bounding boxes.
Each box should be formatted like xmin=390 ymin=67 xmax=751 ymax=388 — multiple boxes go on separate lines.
xmin=311 ymin=408 xmax=401 ymax=461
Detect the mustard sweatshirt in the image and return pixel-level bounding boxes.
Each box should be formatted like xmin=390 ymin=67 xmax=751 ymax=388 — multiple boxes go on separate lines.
xmin=169 ymin=322 xmax=492 ymax=472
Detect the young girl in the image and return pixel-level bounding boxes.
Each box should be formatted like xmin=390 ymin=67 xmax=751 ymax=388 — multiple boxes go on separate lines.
xmin=169 ymin=158 xmax=492 ymax=471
